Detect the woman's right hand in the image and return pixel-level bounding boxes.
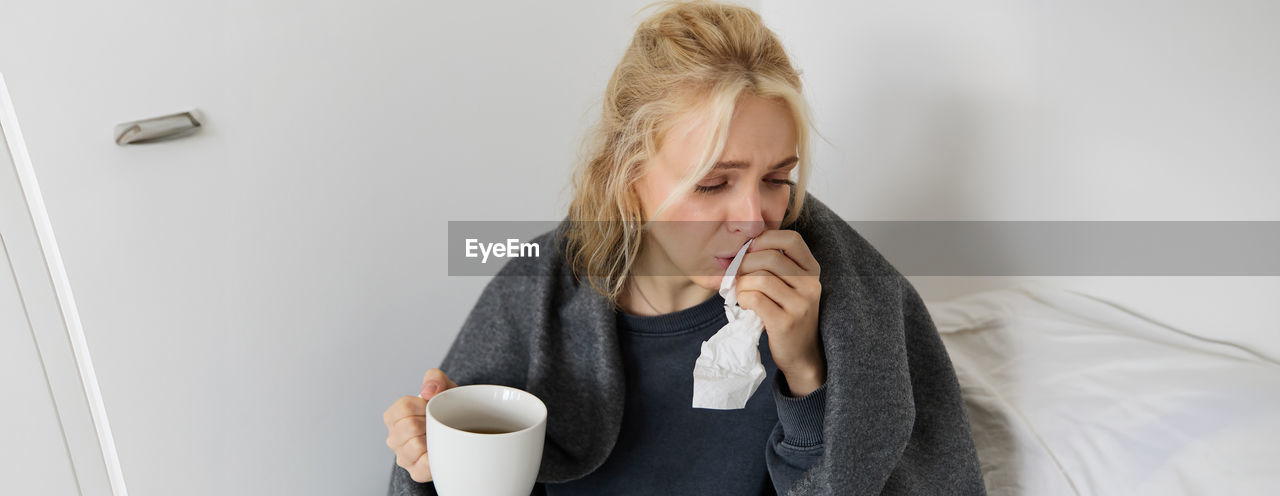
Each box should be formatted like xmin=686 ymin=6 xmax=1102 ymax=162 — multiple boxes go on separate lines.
xmin=383 ymin=368 xmax=459 ymax=483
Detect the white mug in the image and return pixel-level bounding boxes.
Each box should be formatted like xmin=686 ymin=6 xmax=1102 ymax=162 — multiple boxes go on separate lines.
xmin=425 ymin=384 xmax=548 ymax=496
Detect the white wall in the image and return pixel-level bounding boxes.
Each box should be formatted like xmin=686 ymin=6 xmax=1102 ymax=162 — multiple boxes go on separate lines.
xmin=763 ymin=0 xmax=1280 ymax=221
xmin=2 ymin=0 xmax=1277 ymax=493
xmin=760 ymin=0 xmax=1280 ymax=358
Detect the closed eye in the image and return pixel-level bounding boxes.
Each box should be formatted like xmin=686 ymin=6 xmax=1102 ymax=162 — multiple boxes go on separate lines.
xmin=694 ymin=178 xmax=795 ymax=194
xmin=694 ymin=182 xmax=728 ymax=194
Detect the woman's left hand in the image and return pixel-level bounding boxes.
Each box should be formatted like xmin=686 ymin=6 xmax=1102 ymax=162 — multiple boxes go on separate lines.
xmin=734 ymin=229 xmax=825 ymax=397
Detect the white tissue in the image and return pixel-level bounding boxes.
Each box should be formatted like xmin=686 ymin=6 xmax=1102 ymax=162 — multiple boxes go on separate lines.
xmin=692 ymin=238 xmax=767 ymax=410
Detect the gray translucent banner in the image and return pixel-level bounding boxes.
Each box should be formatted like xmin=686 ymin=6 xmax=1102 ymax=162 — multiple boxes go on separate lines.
xmin=448 ymin=221 xmax=1280 ymax=276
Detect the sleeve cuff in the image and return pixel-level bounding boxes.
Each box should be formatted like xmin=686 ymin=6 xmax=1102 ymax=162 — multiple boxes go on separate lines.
xmin=771 ymin=370 xmax=828 ymax=448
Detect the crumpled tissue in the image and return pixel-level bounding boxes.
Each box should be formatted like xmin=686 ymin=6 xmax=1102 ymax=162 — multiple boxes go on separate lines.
xmin=692 ymin=238 xmax=766 ymax=410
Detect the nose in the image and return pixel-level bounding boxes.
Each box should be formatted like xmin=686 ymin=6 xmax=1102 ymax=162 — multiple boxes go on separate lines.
xmin=725 ymin=187 xmax=766 ymax=238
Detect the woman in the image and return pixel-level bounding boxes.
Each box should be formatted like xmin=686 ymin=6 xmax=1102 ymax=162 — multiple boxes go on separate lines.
xmin=384 ymin=1 xmax=985 ymax=494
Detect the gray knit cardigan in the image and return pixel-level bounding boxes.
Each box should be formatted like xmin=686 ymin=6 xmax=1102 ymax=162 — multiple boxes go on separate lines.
xmin=389 ymin=193 xmax=986 ymax=495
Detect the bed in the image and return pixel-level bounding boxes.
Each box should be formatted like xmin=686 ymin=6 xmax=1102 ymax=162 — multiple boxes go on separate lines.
xmin=926 ymin=283 xmax=1280 ymax=495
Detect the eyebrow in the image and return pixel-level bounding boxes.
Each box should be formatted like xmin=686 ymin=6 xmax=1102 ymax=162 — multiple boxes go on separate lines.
xmin=712 ymin=156 xmax=799 ymax=171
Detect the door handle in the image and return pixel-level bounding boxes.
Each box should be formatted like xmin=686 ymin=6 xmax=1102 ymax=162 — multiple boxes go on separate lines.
xmin=114 ymin=109 xmax=203 ymax=145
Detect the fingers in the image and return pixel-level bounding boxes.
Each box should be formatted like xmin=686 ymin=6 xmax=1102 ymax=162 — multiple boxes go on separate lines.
xmin=420 ymin=368 xmax=458 ymax=400
xmin=385 ymin=368 xmax=458 ymax=483
xmin=737 ymin=270 xmax=804 ymax=313
xmin=408 ymin=449 xmax=432 ymax=483
xmin=737 ymin=250 xmax=805 ymax=286
xmin=737 ymin=232 xmax=821 ymax=296
xmin=393 ymin=434 xmax=432 ymax=483
xmin=383 ymin=395 xmax=426 ymax=430
xmin=384 ymin=394 xmax=432 ymax=482
xmin=386 ymin=414 xmax=426 ymax=451
xmin=737 ymin=252 xmax=823 ymax=305
xmin=745 ymin=230 xmax=819 ymax=275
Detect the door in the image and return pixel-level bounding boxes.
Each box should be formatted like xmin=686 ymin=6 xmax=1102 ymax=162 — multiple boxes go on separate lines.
xmin=1 ymin=73 xmax=123 ymax=496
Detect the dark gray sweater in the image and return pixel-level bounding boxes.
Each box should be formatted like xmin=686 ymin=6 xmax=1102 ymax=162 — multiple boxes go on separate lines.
xmin=543 ymin=291 xmax=828 ymax=495
xmin=388 ymin=193 xmax=986 ymax=495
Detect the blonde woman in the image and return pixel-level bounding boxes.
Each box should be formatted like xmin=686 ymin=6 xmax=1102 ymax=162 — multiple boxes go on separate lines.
xmin=384 ymin=1 xmax=984 ymax=494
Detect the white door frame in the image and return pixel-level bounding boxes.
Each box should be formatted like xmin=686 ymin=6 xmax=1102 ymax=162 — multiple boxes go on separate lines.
xmin=1 ymin=72 xmax=128 ymax=496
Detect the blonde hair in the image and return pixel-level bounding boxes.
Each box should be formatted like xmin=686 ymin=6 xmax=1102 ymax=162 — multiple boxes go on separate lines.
xmin=565 ymin=0 xmax=814 ymax=304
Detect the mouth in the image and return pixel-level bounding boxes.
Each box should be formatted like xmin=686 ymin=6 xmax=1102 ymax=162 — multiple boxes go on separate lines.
xmin=714 ymin=240 xmax=753 ymax=271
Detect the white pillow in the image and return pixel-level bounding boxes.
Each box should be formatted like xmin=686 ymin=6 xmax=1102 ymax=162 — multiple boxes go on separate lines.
xmin=927 ymin=283 xmax=1280 ymax=496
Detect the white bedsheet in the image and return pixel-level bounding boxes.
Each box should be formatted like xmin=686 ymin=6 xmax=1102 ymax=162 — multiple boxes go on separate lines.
xmin=926 ymin=283 xmax=1280 ymax=496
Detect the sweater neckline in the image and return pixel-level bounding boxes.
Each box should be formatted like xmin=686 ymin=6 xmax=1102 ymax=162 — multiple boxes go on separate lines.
xmin=616 ymin=291 xmax=725 ymax=335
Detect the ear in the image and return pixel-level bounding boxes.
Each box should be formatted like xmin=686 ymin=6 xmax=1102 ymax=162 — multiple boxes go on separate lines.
xmin=625 ymin=179 xmax=650 ymax=221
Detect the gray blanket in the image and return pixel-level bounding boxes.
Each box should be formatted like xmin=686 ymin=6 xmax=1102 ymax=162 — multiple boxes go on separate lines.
xmin=389 ymin=193 xmax=986 ymax=495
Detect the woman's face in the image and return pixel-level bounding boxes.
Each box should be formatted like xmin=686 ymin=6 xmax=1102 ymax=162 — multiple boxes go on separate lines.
xmin=632 ymin=94 xmax=798 ymax=291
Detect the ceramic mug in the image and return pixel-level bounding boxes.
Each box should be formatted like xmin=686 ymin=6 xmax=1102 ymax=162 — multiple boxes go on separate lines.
xmin=425 ymin=384 xmax=547 ymax=495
